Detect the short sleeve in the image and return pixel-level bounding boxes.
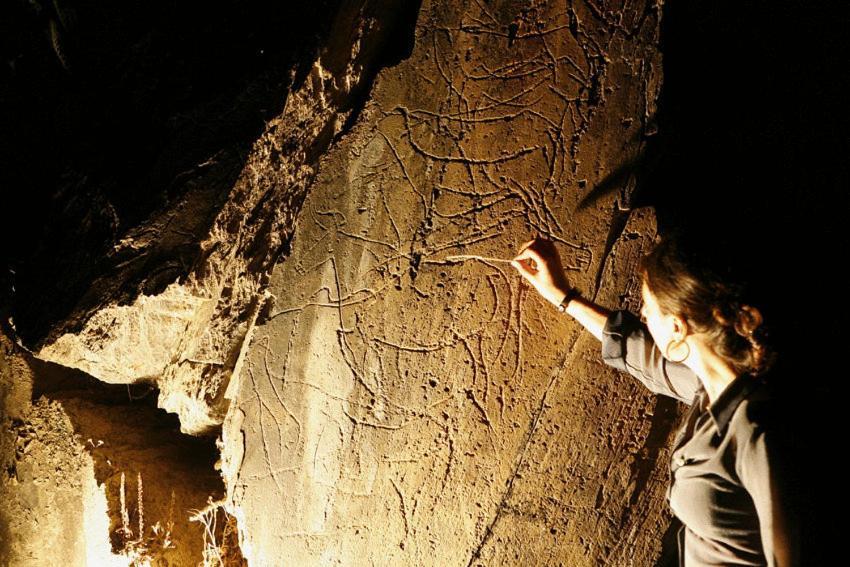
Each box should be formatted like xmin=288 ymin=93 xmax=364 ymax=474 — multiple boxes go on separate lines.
xmin=736 ymin=422 xmax=802 ymax=567
xmin=600 ymin=309 xmax=701 ymax=405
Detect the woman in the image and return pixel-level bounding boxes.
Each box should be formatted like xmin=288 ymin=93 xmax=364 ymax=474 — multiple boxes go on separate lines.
xmin=510 ymin=234 xmax=800 ymax=567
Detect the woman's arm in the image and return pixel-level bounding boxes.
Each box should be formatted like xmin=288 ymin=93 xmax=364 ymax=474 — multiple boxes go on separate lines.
xmin=510 ymin=238 xmax=610 ymax=341
xmin=736 ymin=414 xmax=803 ymax=567
xmin=511 ymin=237 xmax=701 ymax=404
xmin=596 ymin=307 xmax=702 ymax=404
xmin=562 ymin=294 xmax=610 ymax=342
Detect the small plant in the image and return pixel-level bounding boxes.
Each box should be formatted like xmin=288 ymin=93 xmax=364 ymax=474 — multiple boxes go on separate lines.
xmin=114 ymin=471 xmax=176 ymax=566
xmin=189 ymin=497 xmax=246 ymax=567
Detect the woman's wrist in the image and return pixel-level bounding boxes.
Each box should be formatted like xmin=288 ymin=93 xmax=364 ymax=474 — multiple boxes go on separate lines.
xmin=556 ymin=288 xmax=579 ymax=312
xmin=542 ymin=287 xmax=568 ymax=307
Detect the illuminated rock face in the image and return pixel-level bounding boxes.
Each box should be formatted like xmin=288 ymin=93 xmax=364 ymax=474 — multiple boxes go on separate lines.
xmin=0 ymin=332 xmax=230 ymax=566
xmin=218 ymin=1 xmax=677 ymax=565
xmin=2 ymin=0 xmax=683 ymax=565
xmin=16 ymin=0 xmax=421 ymax=437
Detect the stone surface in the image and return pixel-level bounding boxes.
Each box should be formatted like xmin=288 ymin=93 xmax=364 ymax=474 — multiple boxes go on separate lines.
xmin=20 ymin=0 xmax=420 ymax=436
xmin=218 ymin=1 xmax=680 ymax=564
xmin=2 ymin=1 xmax=693 ymax=565
xmin=0 ymin=330 xmax=239 ymax=566
xmin=0 ymin=332 xmax=123 ymax=566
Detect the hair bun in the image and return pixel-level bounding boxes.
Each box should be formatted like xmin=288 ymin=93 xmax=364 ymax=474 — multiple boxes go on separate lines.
xmin=711 ymin=302 xmax=737 ymax=328
xmin=733 ymin=304 xmax=763 ymax=338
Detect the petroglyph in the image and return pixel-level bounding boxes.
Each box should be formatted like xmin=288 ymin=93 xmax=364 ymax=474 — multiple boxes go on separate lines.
xmin=220 ymin=1 xmax=676 ymax=565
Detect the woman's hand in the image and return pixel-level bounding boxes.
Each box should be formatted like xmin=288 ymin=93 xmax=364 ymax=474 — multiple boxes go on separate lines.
xmin=510 ymin=237 xmax=572 ymax=307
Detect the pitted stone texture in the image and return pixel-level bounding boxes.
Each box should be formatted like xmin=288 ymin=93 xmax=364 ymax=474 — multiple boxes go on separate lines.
xmin=220 ymin=1 xmax=676 ymax=565
xmin=32 ymin=2 xmax=410 ymax=436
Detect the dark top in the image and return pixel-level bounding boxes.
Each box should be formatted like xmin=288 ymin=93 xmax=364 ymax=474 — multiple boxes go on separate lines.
xmin=600 ymin=309 xmax=801 ymax=566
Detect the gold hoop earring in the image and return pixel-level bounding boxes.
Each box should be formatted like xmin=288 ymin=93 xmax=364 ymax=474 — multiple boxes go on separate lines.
xmin=665 ymin=338 xmax=690 ymax=363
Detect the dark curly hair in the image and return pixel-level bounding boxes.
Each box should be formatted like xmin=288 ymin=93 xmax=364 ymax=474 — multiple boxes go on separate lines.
xmin=638 ymin=230 xmax=778 ymax=378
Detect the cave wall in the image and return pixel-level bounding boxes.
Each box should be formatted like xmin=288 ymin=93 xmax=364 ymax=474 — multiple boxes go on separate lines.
xmin=2 ymin=0 xmax=694 ymax=565
xmin=0 ymin=334 xmax=104 ymax=567
xmin=0 ymin=329 xmax=238 ymax=566
xmin=6 ymin=0 xmax=420 ymax=437
xmin=218 ymin=0 xmax=679 ymax=564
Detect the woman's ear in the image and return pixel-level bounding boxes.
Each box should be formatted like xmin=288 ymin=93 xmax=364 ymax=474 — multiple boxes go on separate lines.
xmin=672 ymin=314 xmax=689 ymax=339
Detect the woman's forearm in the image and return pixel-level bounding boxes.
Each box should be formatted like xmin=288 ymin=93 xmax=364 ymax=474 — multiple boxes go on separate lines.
xmin=563 ymin=295 xmax=611 ymax=343
xmin=509 ymin=238 xmax=613 ymax=341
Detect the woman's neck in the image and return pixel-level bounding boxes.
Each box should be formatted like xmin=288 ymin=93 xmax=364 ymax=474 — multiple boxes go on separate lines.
xmin=686 ymin=336 xmax=739 ymax=404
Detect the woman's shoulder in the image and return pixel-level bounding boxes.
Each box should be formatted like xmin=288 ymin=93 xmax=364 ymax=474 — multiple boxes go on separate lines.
xmin=727 ymin=373 xmax=797 ymax=460
xmin=724 ymin=376 xmax=801 ymax=488
xmin=728 ymin=373 xmax=791 ymax=438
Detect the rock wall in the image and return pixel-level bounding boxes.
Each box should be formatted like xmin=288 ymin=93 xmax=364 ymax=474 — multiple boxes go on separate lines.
xmin=6 ymin=0 xmax=420 ymax=437
xmin=219 ymin=0 xmax=679 ymax=565
xmin=0 ymin=330 xmax=239 ymax=566
xmin=2 ymin=0 xmax=691 ymax=565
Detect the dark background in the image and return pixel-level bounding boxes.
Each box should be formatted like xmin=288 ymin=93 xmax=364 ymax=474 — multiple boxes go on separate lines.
xmin=639 ymin=1 xmax=847 ymax=564
xmin=0 ymin=0 xmax=346 ymax=344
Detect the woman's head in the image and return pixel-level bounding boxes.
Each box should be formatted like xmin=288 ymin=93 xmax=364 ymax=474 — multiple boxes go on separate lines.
xmin=638 ymin=230 xmax=777 ymax=378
